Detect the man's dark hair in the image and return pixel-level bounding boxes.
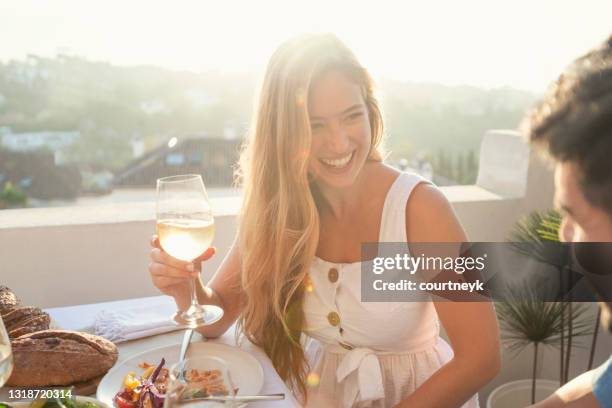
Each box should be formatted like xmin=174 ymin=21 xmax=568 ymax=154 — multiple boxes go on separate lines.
xmin=524 ymin=34 xmax=612 ymax=216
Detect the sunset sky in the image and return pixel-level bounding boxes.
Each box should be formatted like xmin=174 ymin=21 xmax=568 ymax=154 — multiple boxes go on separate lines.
xmin=1 ymin=0 xmax=611 ymax=91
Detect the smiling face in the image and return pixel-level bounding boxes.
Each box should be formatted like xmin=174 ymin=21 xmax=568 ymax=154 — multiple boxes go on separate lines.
xmin=555 ymin=161 xmax=612 ymax=243
xmin=307 ymin=70 xmax=372 ymax=190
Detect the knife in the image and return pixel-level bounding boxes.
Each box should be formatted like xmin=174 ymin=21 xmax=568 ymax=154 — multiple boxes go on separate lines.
xmin=178 ymin=393 xmax=285 ymax=404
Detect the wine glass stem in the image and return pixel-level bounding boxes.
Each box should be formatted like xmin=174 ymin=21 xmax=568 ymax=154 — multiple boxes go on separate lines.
xmin=190 ymin=262 xmax=199 ymax=307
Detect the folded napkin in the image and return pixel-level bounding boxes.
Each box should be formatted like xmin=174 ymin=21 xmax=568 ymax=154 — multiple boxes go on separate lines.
xmin=94 ymin=298 xmax=179 ymax=343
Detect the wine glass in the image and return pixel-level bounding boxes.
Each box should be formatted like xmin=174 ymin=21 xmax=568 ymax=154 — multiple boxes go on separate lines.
xmin=0 ymin=316 xmax=13 ymax=387
xmin=157 ymin=174 xmax=223 ymax=328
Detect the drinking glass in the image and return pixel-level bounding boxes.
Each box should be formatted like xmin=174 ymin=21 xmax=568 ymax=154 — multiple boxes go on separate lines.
xmin=0 ymin=316 xmax=13 ymax=387
xmin=157 ymin=174 xmax=223 ymax=328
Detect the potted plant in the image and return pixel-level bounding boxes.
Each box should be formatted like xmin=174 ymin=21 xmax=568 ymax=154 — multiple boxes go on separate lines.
xmin=508 ymin=210 xmax=602 ymax=382
xmin=487 ymin=210 xmax=594 ymax=407
xmin=489 ymin=279 xmax=592 ymax=406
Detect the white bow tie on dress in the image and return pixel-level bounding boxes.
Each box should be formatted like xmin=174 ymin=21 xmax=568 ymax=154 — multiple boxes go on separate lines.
xmin=336 ymin=346 xmax=385 ymax=407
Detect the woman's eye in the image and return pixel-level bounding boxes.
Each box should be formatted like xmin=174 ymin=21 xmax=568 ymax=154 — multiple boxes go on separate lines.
xmin=311 ymin=123 xmax=324 ymax=131
xmin=345 ymin=112 xmax=363 ymax=121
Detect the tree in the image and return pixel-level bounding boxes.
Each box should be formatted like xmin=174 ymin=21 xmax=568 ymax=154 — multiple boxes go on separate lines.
xmin=0 ymin=181 xmax=27 ymax=209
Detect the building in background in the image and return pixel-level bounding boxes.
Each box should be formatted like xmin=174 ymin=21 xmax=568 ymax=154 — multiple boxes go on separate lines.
xmin=114 ymin=136 xmax=241 ymax=188
xmin=0 ymin=127 xmax=80 ymax=165
xmin=0 ymin=148 xmax=81 ymax=200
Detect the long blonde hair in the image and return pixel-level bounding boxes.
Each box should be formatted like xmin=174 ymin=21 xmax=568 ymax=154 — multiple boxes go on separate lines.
xmin=236 ymin=33 xmax=384 ymax=400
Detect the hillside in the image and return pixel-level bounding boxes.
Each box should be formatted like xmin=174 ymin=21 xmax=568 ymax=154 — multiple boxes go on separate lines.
xmin=0 ymin=55 xmax=537 ymax=173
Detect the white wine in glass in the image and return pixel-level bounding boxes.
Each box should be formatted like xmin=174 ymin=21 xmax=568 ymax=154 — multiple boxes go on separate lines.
xmin=0 ymin=316 xmax=13 ymax=387
xmin=156 ymin=174 xmax=223 ymax=328
xmin=157 ymin=220 xmax=215 ymax=262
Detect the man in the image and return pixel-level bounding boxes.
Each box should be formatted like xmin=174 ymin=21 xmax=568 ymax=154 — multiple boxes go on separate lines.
xmin=524 ymin=34 xmax=612 ymax=407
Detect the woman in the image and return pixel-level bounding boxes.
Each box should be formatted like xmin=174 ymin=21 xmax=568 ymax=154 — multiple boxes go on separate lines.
xmin=149 ymin=33 xmax=500 ymax=407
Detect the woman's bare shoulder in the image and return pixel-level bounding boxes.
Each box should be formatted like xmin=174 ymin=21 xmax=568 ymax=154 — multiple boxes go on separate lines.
xmin=362 ymin=162 xmax=400 ymax=190
xmin=408 ymin=182 xmax=448 ymax=212
xmin=405 ymin=182 xmax=466 ymax=242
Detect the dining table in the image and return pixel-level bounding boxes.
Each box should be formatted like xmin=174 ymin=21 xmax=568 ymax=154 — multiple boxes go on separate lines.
xmin=6 ymin=295 xmax=300 ymax=407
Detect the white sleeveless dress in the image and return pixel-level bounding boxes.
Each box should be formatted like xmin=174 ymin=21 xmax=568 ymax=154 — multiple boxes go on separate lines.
xmin=303 ymin=172 xmax=479 ymax=408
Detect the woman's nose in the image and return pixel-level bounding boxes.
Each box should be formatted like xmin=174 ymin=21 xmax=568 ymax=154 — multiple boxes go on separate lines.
xmin=326 ymin=121 xmax=350 ymax=153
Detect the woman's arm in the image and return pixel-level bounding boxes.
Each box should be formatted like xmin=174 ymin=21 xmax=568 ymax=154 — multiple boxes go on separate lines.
xmin=396 ymin=183 xmax=501 ymax=408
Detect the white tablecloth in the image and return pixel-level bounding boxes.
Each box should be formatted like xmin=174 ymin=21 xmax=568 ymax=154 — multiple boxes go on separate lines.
xmin=46 ymin=295 xmax=300 ymax=408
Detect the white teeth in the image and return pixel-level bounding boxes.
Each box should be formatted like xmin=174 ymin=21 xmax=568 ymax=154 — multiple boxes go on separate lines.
xmin=321 ymin=152 xmax=353 ymax=168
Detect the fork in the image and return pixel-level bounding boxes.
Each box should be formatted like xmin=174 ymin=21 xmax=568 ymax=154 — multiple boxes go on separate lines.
xmin=177 ymin=328 xmax=194 ymax=383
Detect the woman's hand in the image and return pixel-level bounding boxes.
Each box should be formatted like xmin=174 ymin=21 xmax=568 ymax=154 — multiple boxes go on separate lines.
xmin=148 ymin=234 xmax=216 ymax=304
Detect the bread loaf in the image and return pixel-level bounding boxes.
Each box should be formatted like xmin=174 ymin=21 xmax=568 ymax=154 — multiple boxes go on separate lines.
xmin=9 ymin=315 xmax=51 ymax=338
xmin=0 ymin=286 xmax=19 ymax=316
xmin=3 ymin=306 xmax=42 ymax=324
xmin=4 ymin=306 xmax=50 ymax=338
xmin=7 ymin=330 xmax=119 ymax=387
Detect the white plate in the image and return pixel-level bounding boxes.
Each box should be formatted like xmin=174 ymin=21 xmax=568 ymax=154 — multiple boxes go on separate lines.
xmin=96 ymin=342 xmax=264 ymax=407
